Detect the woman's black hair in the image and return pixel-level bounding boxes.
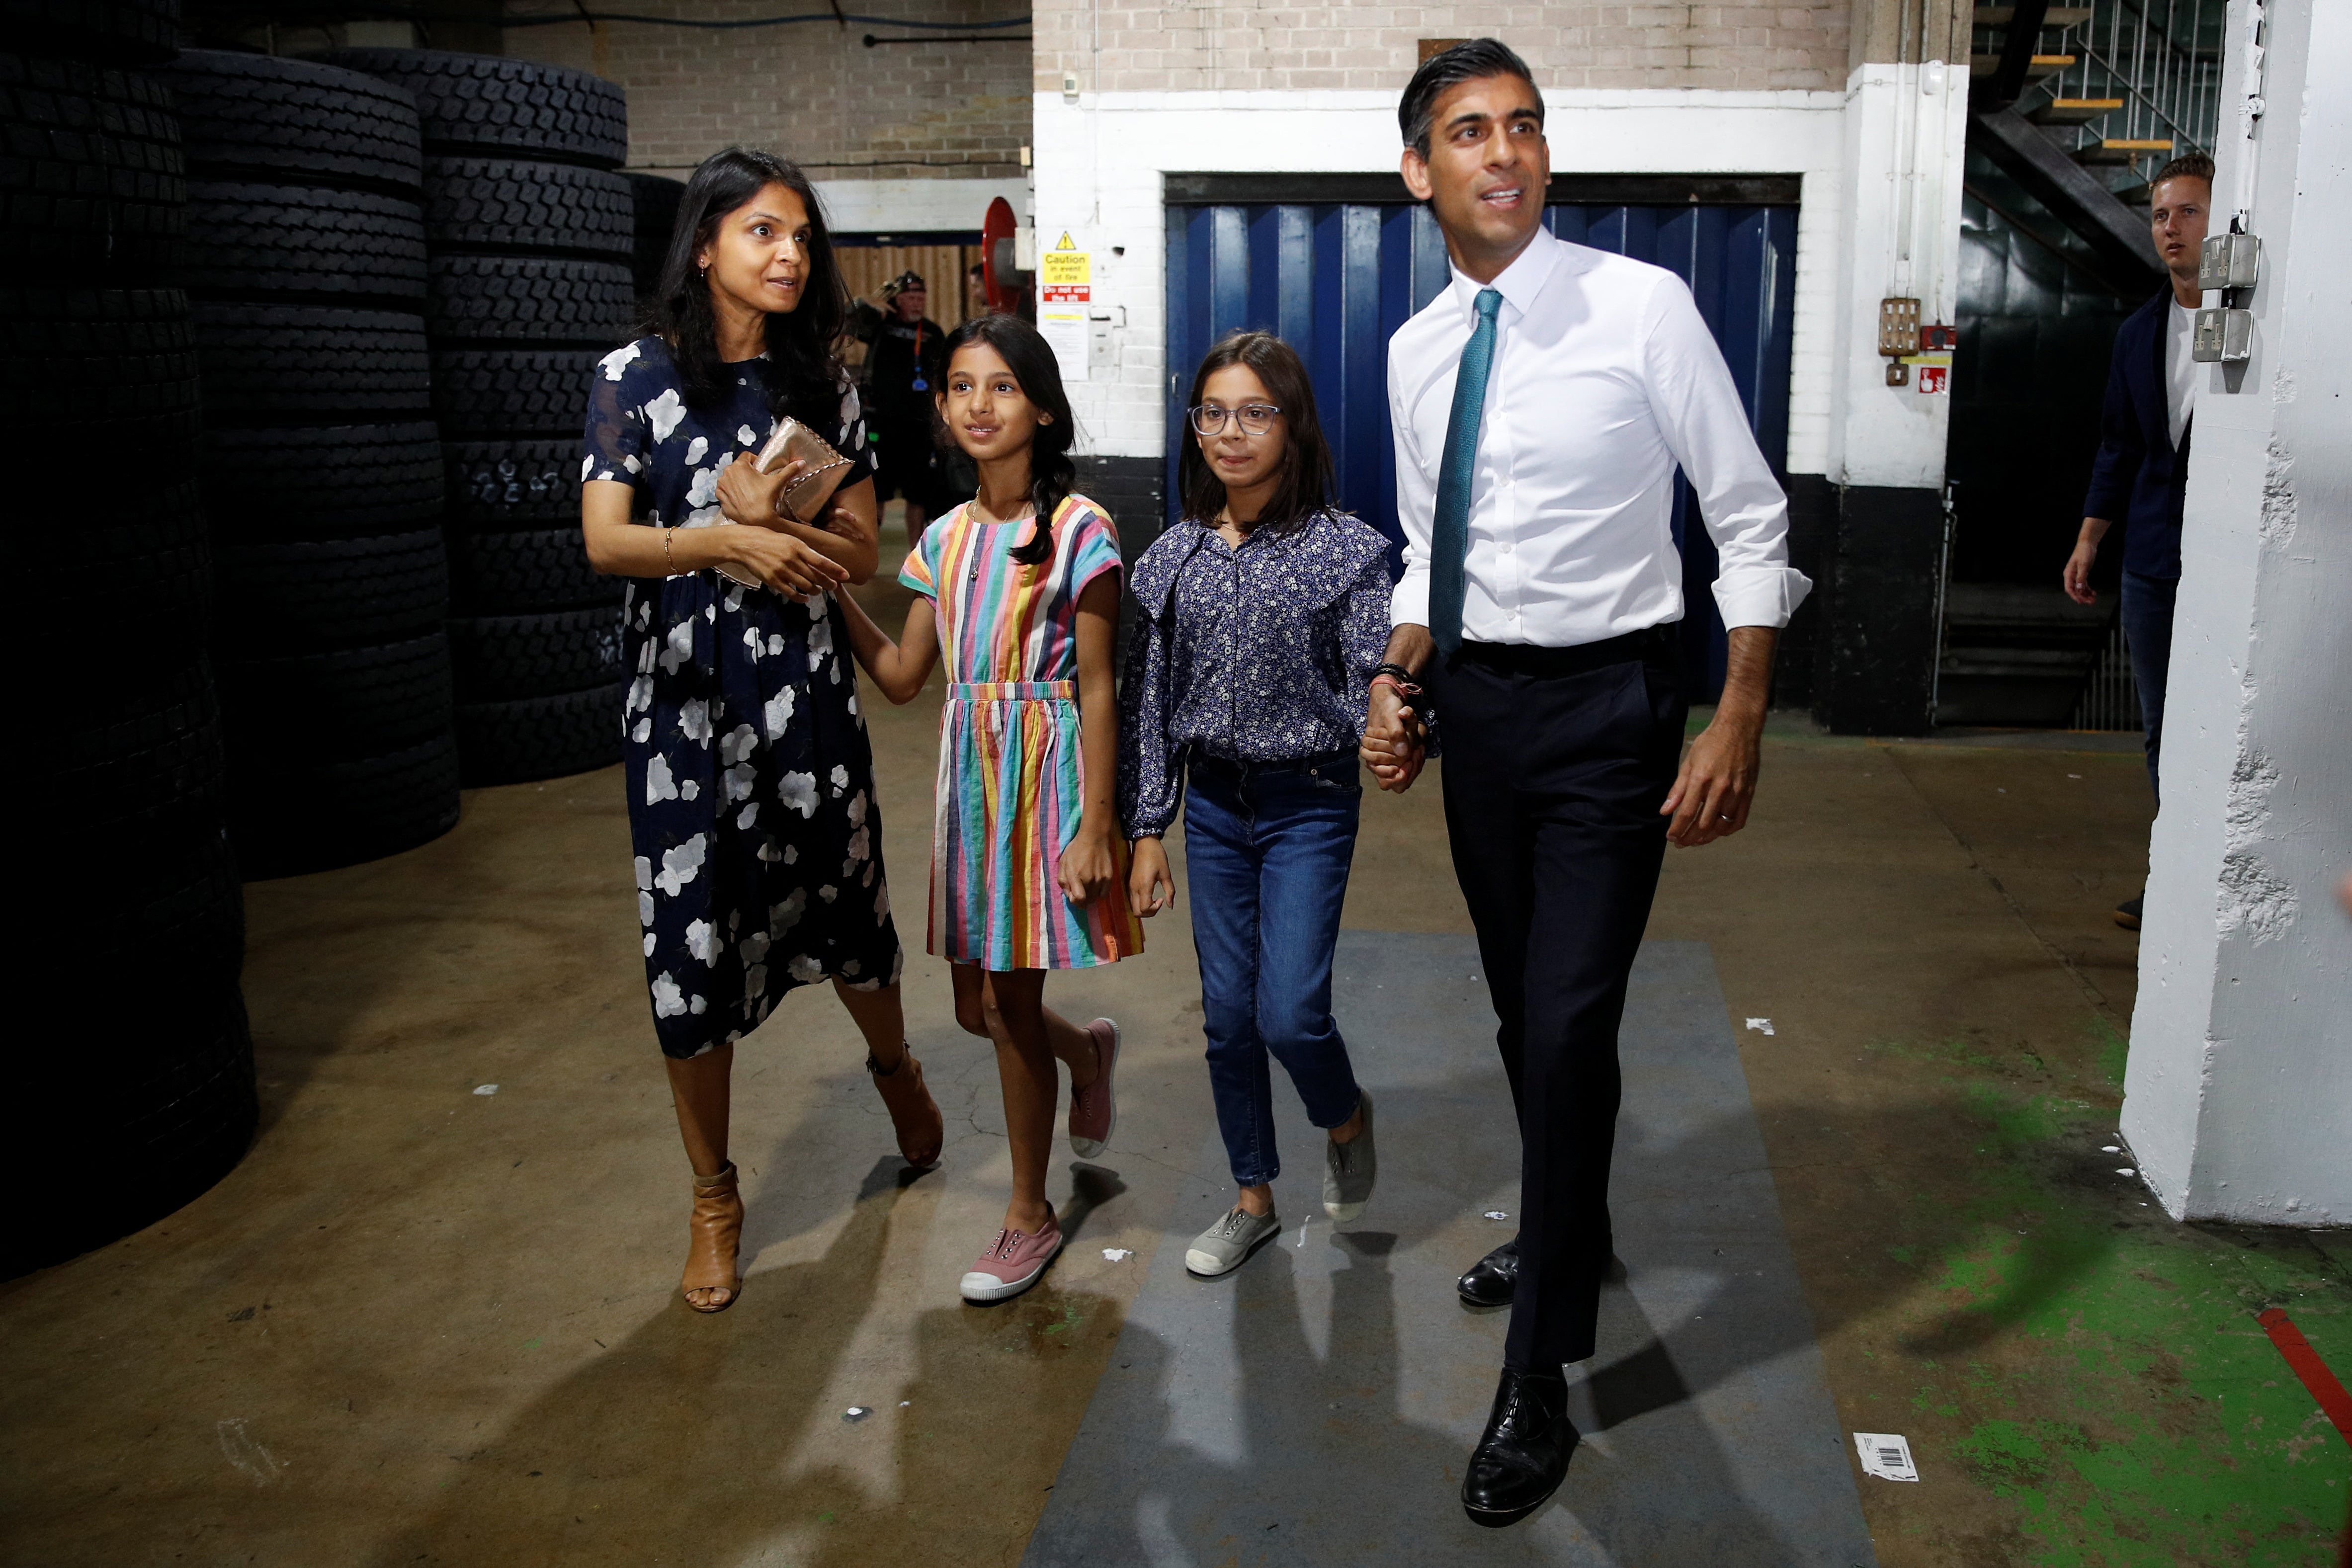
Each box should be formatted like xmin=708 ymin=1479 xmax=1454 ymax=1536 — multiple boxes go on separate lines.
xmin=645 ymin=146 xmax=849 ymax=428
xmin=938 ymin=314 xmax=1077 ymax=567
xmin=1177 ymin=330 xmax=1335 ymax=535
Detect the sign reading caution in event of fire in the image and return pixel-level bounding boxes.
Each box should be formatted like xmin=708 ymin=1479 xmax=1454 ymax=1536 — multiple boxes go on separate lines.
xmin=1039 ymin=231 xmax=1091 ymax=382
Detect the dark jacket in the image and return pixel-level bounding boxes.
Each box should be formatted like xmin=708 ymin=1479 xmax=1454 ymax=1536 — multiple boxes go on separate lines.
xmin=2083 ymin=289 xmax=2192 ymax=580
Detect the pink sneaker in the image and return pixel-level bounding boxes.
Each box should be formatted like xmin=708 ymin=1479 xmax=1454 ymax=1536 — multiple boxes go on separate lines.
xmin=1068 ymin=1017 xmax=1120 ymax=1158
xmin=960 ymin=1209 xmax=1063 ymax=1303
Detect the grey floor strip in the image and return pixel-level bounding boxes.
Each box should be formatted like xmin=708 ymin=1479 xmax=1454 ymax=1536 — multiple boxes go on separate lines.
xmin=1023 ymin=936 xmax=1877 ymax=1568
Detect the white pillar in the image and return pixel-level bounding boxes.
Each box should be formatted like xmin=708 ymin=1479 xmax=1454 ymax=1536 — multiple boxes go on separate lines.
xmin=2121 ymin=0 xmax=2352 ymax=1226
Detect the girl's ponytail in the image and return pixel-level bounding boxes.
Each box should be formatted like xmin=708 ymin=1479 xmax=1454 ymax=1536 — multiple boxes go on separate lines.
xmin=938 ymin=315 xmax=1078 ymax=566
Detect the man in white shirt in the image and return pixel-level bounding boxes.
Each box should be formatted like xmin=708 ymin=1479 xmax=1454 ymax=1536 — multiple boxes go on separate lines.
xmin=1358 ymin=39 xmax=1809 ymax=1526
xmin=2061 ymin=154 xmax=2211 ymax=931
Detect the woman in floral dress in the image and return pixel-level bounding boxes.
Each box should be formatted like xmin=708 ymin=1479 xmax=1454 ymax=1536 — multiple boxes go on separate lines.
xmin=580 ymin=148 xmax=940 ymax=1314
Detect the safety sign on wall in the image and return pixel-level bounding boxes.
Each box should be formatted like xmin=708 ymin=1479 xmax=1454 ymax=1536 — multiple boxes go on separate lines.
xmin=1039 ymin=231 xmax=1091 ymax=382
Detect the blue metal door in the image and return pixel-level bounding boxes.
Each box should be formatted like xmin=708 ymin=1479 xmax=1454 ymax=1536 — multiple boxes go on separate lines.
xmin=1164 ymin=196 xmax=1797 ymax=700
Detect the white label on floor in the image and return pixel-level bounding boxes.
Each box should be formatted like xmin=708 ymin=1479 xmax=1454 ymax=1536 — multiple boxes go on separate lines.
xmin=1854 ymin=1431 xmax=1919 ymax=1482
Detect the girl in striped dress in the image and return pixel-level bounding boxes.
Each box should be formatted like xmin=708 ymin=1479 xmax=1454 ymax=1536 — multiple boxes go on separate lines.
xmin=837 ymin=315 xmax=1143 ymax=1304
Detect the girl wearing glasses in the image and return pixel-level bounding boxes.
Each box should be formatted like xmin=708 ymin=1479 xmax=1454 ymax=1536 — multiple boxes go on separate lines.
xmin=1119 ymin=330 xmax=1419 ymax=1277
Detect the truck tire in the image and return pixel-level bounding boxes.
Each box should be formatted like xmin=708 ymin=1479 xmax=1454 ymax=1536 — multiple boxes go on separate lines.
xmin=200 ymin=421 xmax=444 ymax=538
xmin=215 ymin=530 xmax=449 ymax=653
xmin=430 ymin=345 xmax=601 ymax=435
xmin=179 ymin=181 xmax=425 ymax=302
xmin=308 ymin=48 xmax=626 ymax=168
xmin=448 ymin=605 xmax=623 ymax=701
xmin=192 ymin=302 xmax=429 ymax=424
xmin=230 ymin=729 xmax=461 ymax=879
xmin=0 ymin=0 xmax=181 ymax=65
xmin=425 ymin=253 xmax=633 ymax=345
xmin=448 ymin=526 xmax=618 ymax=613
xmin=161 ymin=48 xmax=422 ymax=194
xmin=624 ymin=170 xmax=684 ymax=300
xmin=443 ymin=435 xmax=580 ymax=527
xmin=422 ymin=156 xmax=631 ymax=257
xmin=0 ymin=52 xmax=184 ymax=278
xmin=456 ymin=682 xmax=622 ymax=785
xmin=218 ymin=631 xmax=454 ymax=763
xmin=5 ymin=287 xmax=200 ymax=466
xmin=58 ymin=653 xmax=224 ymax=840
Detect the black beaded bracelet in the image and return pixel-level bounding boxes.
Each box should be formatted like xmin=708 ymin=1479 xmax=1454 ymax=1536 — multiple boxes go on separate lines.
xmin=1371 ymin=660 xmax=1422 ymax=689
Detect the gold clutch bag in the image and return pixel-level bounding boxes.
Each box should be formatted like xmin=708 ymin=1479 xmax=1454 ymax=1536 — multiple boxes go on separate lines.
xmin=714 ymin=417 xmax=857 ymax=587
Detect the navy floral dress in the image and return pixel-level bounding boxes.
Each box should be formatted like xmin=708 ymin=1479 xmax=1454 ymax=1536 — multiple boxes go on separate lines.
xmin=583 ymin=337 xmax=902 ymax=1059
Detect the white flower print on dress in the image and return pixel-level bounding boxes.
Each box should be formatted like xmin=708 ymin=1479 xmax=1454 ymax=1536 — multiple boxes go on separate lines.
xmin=807 ymin=615 xmax=834 ymax=662
xmin=659 ymin=619 xmax=695 ymax=675
xmin=724 ymin=761 xmax=756 ymax=803
xmin=762 ymin=686 xmax=797 ymax=740
xmin=651 ymin=972 xmax=687 ymax=1017
xmin=685 ymin=919 xmax=718 ymax=963
xmin=646 ymin=388 xmax=687 ymax=442
xmin=737 ymin=424 xmax=758 ymax=446
xmin=830 ymin=764 xmax=849 ymax=796
xmin=646 ymin=753 xmax=679 ymax=804
xmin=789 ymin=954 xmax=824 ymax=983
xmin=679 ymin=778 xmax=700 ymax=801
xmin=684 ymin=436 xmax=708 ymax=466
xmin=657 ymin=832 xmax=708 ymax=895
xmin=598 ymin=340 xmax=642 ymax=381
xmin=634 ymin=855 xmax=653 ymax=890
xmin=778 ymin=770 xmax=818 ymax=816
xmin=678 ymin=699 xmax=711 ymax=744
xmin=685 ymin=464 xmax=721 ymax=509
xmin=769 ymin=887 xmax=806 ymax=934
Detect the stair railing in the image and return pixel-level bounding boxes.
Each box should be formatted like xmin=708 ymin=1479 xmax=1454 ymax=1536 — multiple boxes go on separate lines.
xmin=2010 ymin=0 xmax=2226 ymax=188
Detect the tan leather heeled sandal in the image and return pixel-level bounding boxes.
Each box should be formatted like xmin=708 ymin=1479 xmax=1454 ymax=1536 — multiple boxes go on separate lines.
xmin=681 ymin=1161 xmax=743 ymax=1313
xmin=869 ymin=1046 xmax=944 ymax=1170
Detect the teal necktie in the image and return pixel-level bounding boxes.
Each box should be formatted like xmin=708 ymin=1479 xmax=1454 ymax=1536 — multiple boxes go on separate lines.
xmin=1428 ymin=287 xmax=1503 ymax=659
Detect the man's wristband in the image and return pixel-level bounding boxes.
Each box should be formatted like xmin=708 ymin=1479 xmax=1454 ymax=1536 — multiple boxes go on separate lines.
xmin=1371 ymin=661 xmax=1422 ymax=693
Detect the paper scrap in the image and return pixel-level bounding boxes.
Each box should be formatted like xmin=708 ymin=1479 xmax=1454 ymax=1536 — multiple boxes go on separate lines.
xmin=1483 ymin=1210 xmax=1510 ymax=1222
xmin=1854 ymin=1431 xmax=1919 ymax=1482
xmin=1745 ymin=1018 xmax=1774 ymax=1036
xmin=473 ymin=1084 xmax=499 ymax=1096
xmin=899 ymin=1401 xmax=911 ymax=1407
xmin=1101 ymin=1248 xmax=1132 ymax=1262
xmin=2115 ymin=1167 xmax=2137 ymax=1177
xmin=2102 ymin=1145 xmax=2121 ymax=1153
xmin=842 ymin=1406 xmax=870 ymax=1422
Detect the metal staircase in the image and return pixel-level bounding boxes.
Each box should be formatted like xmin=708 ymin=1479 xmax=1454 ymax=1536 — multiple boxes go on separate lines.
xmin=1965 ymin=2 xmax=2227 ymax=286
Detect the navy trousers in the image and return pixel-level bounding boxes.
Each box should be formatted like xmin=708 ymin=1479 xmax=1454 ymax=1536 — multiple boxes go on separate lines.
xmin=2120 ymin=570 xmax=2177 ymax=803
xmin=1426 ymin=632 xmax=1686 ymax=1372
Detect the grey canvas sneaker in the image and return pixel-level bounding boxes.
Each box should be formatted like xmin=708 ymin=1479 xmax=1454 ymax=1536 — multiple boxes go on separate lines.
xmin=1323 ymin=1090 xmax=1376 ymax=1221
xmin=1184 ymin=1206 xmax=1280 ymax=1277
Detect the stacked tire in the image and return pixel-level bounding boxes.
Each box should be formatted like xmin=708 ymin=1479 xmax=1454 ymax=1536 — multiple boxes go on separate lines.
xmin=316 ymin=49 xmax=633 ymax=786
xmin=1 ymin=0 xmax=257 ymax=1274
xmin=164 ymin=49 xmax=460 ymax=877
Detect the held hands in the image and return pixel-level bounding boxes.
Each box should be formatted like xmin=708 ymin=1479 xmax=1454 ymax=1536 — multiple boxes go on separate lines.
xmin=719 ymin=523 xmax=846 ymax=598
xmin=1128 ymin=836 xmax=1175 ymax=918
xmin=1661 ymin=705 xmax=1762 ymax=847
xmin=1058 ymin=824 xmax=1119 ymax=908
xmin=1359 ymin=683 xmax=1428 ymax=794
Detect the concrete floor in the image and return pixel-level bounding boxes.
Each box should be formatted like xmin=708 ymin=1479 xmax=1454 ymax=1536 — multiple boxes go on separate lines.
xmin=5 ymin=538 xmax=2346 ymax=1566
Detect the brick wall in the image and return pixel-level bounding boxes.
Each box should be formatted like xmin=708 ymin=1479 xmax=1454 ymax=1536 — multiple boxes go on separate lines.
xmin=503 ymin=1 xmax=1031 ymax=177
xmin=1035 ymin=2 xmax=1852 ymax=96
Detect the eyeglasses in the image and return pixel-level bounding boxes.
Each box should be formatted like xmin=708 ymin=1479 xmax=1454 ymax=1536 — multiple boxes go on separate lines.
xmin=1188 ymin=402 xmax=1282 ymax=436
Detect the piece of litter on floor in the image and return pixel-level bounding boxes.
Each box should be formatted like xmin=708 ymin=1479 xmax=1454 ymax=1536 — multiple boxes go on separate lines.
xmin=1101 ymin=1248 xmax=1132 ymax=1262
xmin=1745 ymin=1018 xmax=1774 ymax=1035
xmin=472 ymin=1084 xmax=498 ymax=1096
xmin=1483 ymin=1210 xmax=1510 ymax=1221
xmin=2102 ymin=1145 xmax=2122 ymax=1153
xmin=1296 ymin=1217 xmax=1310 ymax=1248
xmin=842 ymin=1407 xmax=870 ymax=1422
xmin=2068 ymin=773 xmax=2082 ymax=779
xmin=1853 ymin=1432 xmax=1920 ymax=1482
xmin=899 ymin=1401 xmax=911 ymax=1407
xmin=2116 ymin=1167 xmax=2137 ymax=1176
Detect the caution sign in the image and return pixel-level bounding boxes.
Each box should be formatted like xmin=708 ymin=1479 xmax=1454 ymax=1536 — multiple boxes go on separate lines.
xmin=1041 ymin=232 xmax=1090 ymax=304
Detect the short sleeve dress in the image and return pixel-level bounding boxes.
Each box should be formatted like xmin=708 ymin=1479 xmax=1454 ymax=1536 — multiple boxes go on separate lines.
xmin=899 ymin=495 xmax=1144 ymax=972
xmin=582 ymin=336 xmax=902 ymax=1059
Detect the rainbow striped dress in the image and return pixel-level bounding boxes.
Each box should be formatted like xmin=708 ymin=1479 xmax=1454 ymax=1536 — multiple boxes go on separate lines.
xmin=899 ymin=495 xmax=1145 ymax=972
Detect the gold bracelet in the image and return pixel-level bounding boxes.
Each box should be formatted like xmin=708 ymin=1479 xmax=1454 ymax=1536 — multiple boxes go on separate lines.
xmin=662 ymin=527 xmax=675 ymax=575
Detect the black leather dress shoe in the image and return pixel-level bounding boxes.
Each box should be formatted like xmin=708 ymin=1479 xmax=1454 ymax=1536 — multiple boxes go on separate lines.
xmin=1457 ymin=1238 xmax=1519 ymax=1307
xmin=1461 ymin=1366 xmax=1578 ymax=1527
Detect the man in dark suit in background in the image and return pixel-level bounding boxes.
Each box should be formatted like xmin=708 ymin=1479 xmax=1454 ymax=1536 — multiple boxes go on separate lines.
xmin=2064 ymin=152 xmax=2212 ymax=931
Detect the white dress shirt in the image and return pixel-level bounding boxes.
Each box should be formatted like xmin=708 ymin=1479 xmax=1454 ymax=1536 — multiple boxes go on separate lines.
xmin=1388 ymin=225 xmax=1810 ymax=645
xmin=2166 ymin=298 xmax=2196 ymax=450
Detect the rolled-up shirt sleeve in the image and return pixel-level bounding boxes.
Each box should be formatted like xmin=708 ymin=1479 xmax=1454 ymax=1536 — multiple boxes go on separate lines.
xmin=1642 ymin=276 xmax=1812 ymax=629
xmin=1388 ymin=373 xmax=1436 ymax=630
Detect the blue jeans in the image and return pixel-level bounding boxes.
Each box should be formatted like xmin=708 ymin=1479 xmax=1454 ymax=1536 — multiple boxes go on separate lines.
xmin=1181 ymin=752 xmax=1365 ymax=1188
xmin=2120 ymin=570 xmax=2177 ymax=803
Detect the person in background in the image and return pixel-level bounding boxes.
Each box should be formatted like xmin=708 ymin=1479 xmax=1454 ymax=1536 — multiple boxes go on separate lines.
xmin=861 ymin=270 xmax=954 ymax=532
xmin=966 ymin=259 xmax=993 ymax=321
xmin=1119 ymin=330 xmax=1398 ymax=1280
xmin=2064 ymin=151 xmax=2213 ymax=932
xmin=1363 ymin=40 xmax=1808 ymax=1526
